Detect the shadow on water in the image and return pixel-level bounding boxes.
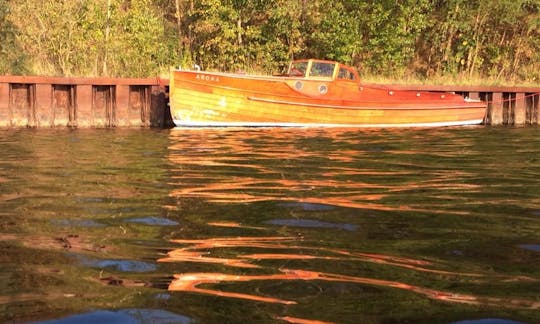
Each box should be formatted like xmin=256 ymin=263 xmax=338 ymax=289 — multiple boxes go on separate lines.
xmin=33 ymin=309 xmax=193 ymax=324
xmin=0 ymin=127 xmax=539 ymax=323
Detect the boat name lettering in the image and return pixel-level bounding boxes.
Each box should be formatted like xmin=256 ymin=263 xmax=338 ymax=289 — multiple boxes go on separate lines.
xmin=196 ymin=74 xmax=220 ymax=82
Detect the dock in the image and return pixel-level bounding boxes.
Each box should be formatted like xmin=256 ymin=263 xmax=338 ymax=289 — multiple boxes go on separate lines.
xmin=0 ymin=76 xmax=170 ymax=128
xmin=0 ymin=76 xmax=538 ymax=127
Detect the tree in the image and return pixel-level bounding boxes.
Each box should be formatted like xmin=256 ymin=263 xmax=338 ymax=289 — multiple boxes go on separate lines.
xmin=9 ymin=0 xmax=103 ymax=76
xmin=113 ymin=0 xmax=178 ymax=77
xmin=8 ymin=0 xmax=178 ymax=77
xmin=418 ymin=0 xmax=540 ymax=82
xmin=187 ymin=0 xmax=283 ymax=72
xmin=3 ymin=0 xmax=540 ymax=82
xmin=0 ymin=0 xmax=26 ymax=74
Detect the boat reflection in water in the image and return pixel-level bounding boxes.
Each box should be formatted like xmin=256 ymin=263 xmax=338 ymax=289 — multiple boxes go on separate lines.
xmin=162 ymin=128 xmax=539 ymax=323
xmin=159 ymin=227 xmax=538 ymax=310
xmin=167 ymin=128 xmax=478 ymax=213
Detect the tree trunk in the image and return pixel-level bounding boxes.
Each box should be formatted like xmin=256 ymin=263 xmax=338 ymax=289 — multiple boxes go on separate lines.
xmin=103 ymin=0 xmax=111 ymax=76
xmin=440 ymin=3 xmax=460 ymax=74
xmin=175 ymin=0 xmax=182 ymax=51
xmin=237 ymin=16 xmax=242 ymax=45
xmin=468 ymin=12 xmax=486 ymax=78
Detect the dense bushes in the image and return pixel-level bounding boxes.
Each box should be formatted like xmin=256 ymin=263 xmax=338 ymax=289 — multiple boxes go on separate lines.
xmin=0 ymin=0 xmax=27 ymax=74
xmin=2 ymin=0 xmax=539 ymax=84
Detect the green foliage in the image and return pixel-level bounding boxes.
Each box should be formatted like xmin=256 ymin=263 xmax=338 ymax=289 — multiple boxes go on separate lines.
xmin=10 ymin=1 xmax=97 ymax=76
xmin=113 ymin=0 xmax=177 ymax=77
xmin=301 ymin=1 xmax=362 ymax=65
xmin=357 ymin=0 xmax=431 ymax=77
xmin=7 ymin=0 xmax=177 ymax=77
xmin=418 ymin=0 xmax=540 ymax=82
xmin=2 ymin=0 xmax=540 ymax=83
xmin=187 ymin=0 xmax=282 ymax=72
xmin=0 ymin=0 xmax=26 ymax=74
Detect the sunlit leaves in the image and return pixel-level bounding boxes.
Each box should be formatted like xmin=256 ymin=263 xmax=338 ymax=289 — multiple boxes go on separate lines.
xmin=0 ymin=0 xmax=26 ymax=74
xmin=2 ymin=0 xmax=540 ymax=81
xmin=419 ymin=0 xmax=540 ymax=81
xmin=8 ymin=0 xmax=177 ymax=77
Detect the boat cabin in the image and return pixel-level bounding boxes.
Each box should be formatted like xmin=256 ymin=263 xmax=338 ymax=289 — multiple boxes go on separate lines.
xmin=287 ymin=59 xmax=360 ymax=83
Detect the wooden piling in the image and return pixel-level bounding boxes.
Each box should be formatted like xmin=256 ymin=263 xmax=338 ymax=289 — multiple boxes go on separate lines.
xmin=489 ymin=93 xmax=504 ymax=125
xmin=526 ymin=93 xmax=539 ymax=124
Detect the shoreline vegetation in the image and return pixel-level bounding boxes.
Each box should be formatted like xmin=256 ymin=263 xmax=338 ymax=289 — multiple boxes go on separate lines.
xmin=1 ymin=1 xmax=539 ymax=86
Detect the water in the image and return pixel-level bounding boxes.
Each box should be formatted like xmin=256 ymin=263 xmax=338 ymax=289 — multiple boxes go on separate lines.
xmin=0 ymin=127 xmax=539 ymax=324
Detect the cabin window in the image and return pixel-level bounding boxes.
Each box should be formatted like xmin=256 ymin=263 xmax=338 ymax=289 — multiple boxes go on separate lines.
xmin=289 ymin=61 xmax=308 ymax=77
xmin=310 ymin=62 xmax=336 ymax=78
xmin=338 ymin=67 xmax=356 ymax=81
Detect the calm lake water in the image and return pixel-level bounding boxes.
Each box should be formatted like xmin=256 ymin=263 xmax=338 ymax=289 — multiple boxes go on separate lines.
xmin=0 ymin=127 xmax=539 ymax=324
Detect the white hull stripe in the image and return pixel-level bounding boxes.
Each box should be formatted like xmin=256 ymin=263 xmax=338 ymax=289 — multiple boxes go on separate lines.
xmin=173 ymin=119 xmax=484 ymax=128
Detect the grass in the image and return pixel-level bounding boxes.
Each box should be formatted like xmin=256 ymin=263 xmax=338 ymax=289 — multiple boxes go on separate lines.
xmin=362 ymin=73 xmax=540 ymax=87
xmin=22 ymin=61 xmax=540 ymax=88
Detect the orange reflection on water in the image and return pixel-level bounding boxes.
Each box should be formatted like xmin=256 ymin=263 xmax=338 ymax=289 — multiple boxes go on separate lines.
xmin=161 ymin=234 xmax=484 ymax=277
xmin=168 ymin=268 xmax=540 ymax=309
xmin=278 ymin=316 xmax=335 ymax=324
xmin=168 ymin=165 xmax=469 ymax=215
xmin=327 ymin=249 xmax=484 ymax=277
xmin=241 ymin=253 xmax=338 ymax=261
xmin=167 ymin=128 xmax=479 ymax=215
xmin=166 ymin=128 xmax=433 ymax=212
xmin=168 ymin=177 xmax=430 ymax=212
xmin=168 ymin=175 xmax=418 ymax=211
xmin=158 ymin=236 xmax=298 ymax=269
xmin=168 ymin=236 xmax=297 ymax=250
xmin=169 ymin=270 xmax=311 ymax=305
xmin=207 ymin=221 xmax=244 ymax=228
xmin=161 ymin=233 xmax=539 ymax=309
xmin=159 ymin=249 xmax=259 ymax=269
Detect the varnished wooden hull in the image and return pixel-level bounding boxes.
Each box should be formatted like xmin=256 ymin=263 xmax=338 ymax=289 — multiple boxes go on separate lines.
xmin=170 ymin=70 xmax=487 ymax=127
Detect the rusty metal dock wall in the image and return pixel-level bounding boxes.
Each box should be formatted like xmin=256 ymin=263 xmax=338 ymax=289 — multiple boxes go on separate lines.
xmin=0 ymin=76 xmax=538 ymax=127
xmin=0 ymin=76 xmax=171 ymax=128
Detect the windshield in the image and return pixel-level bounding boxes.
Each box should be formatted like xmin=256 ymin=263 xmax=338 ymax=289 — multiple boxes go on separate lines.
xmin=309 ymin=62 xmax=336 ymax=78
